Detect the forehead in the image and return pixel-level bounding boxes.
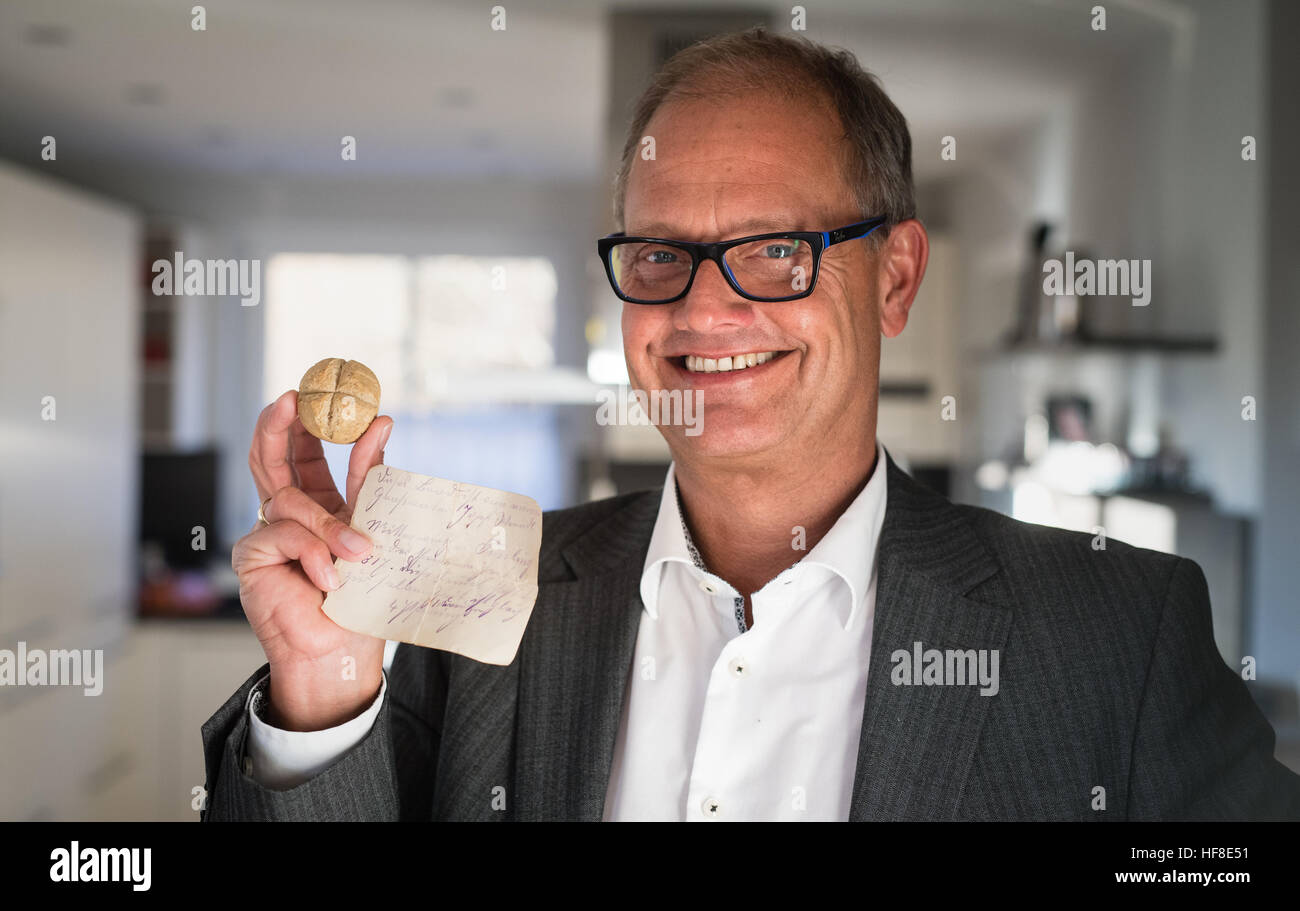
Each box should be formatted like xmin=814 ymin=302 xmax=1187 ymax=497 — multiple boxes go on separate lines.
xmin=624 ymin=89 xmax=854 ymax=237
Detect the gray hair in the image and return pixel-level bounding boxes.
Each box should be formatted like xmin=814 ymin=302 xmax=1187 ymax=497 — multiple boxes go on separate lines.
xmin=613 ymin=26 xmax=915 ymax=244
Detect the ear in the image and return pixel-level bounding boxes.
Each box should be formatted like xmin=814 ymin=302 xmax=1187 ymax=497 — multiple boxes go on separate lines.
xmin=877 ymin=218 xmax=929 ymax=339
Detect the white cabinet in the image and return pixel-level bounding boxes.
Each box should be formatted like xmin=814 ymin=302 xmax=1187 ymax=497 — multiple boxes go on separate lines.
xmin=878 ymin=235 xmax=960 ymax=464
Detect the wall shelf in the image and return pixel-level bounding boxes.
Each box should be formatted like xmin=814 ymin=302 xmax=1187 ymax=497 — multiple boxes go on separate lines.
xmin=982 ymin=335 xmax=1220 ymax=360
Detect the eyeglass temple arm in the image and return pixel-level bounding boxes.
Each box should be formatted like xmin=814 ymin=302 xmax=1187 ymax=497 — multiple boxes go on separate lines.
xmin=824 ymin=217 xmax=888 ymax=247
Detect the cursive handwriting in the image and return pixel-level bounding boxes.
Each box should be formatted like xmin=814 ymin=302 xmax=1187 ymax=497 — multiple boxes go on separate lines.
xmin=326 ymin=464 xmax=542 ymax=662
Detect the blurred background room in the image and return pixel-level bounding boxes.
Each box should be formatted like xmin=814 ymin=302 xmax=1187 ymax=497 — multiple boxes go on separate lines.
xmin=1 ymin=0 xmax=1296 ymax=819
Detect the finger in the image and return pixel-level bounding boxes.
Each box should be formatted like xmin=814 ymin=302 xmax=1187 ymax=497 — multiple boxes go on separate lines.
xmin=233 ymin=519 xmax=342 ymax=593
xmin=263 ymin=485 xmax=373 ymax=561
xmin=345 ymin=415 xmax=393 ymax=512
xmin=289 ymin=416 xmax=346 ymax=515
xmin=249 ymin=391 xmax=300 ymax=500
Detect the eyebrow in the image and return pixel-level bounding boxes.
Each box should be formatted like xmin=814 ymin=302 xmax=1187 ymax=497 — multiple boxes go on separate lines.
xmin=627 ymin=216 xmax=809 ymax=240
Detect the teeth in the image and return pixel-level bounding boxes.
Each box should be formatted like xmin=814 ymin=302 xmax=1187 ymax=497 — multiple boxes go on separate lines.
xmin=684 ymin=351 xmax=780 ymax=373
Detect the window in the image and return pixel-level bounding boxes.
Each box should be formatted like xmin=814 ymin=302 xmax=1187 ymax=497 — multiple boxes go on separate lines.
xmin=263 ymin=253 xmax=571 ymax=507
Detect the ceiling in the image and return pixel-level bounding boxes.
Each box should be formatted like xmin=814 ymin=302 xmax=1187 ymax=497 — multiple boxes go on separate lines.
xmin=0 ymin=0 xmax=1184 ymax=186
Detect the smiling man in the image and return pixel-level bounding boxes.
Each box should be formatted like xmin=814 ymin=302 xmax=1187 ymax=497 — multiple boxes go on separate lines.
xmin=203 ymin=27 xmax=1300 ymax=821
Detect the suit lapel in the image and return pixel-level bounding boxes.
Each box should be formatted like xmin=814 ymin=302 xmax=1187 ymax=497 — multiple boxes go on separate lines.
xmin=849 ymin=453 xmax=1013 ymax=820
xmin=510 ymin=452 xmax=1012 ymax=821
xmin=513 ymin=492 xmax=658 ymax=821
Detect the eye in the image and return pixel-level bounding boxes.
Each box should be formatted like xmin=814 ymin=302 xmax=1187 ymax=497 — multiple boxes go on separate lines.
xmin=761 ymin=240 xmax=800 ymax=259
xmin=644 ymin=249 xmax=679 ymax=264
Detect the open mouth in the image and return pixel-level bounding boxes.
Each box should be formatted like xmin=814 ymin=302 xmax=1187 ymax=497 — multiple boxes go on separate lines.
xmin=672 ymin=350 xmax=793 ymax=374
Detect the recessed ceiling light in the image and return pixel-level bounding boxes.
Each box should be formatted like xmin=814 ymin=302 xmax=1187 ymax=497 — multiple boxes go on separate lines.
xmin=24 ymin=24 xmax=71 ymax=47
xmin=439 ymin=86 xmax=475 ymax=109
xmin=202 ymin=126 xmax=234 ymax=147
xmin=125 ymin=83 xmax=166 ymax=106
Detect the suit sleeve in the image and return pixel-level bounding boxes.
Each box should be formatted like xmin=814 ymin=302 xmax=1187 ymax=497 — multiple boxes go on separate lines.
xmin=199 ymin=643 xmax=447 ymax=821
xmin=1128 ymin=557 xmax=1300 ymax=820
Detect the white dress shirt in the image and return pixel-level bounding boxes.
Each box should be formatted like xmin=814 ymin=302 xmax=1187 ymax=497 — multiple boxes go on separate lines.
xmin=245 ymin=443 xmax=889 ymax=822
xmin=243 ymin=640 xmax=396 ymax=789
xmin=603 ymin=439 xmax=888 ymax=820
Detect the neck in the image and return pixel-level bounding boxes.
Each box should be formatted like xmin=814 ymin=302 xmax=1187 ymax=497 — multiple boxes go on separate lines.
xmin=670 ymin=429 xmax=880 ymax=598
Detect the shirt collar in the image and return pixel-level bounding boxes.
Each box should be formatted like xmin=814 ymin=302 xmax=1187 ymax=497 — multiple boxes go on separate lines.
xmin=639 ymin=440 xmax=890 ymax=631
xmin=639 ymin=461 xmax=699 ymax=622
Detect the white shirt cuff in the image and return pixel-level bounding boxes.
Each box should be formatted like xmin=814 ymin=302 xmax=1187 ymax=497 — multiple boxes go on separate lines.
xmin=244 ymin=670 xmax=387 ymax=791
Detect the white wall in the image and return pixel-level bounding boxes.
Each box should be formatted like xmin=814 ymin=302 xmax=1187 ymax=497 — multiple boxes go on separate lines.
xmin=1252 ymin=0 xmax=1300 ymax=686
xmin=1150 ymin=0 xmax=1266 ymax=516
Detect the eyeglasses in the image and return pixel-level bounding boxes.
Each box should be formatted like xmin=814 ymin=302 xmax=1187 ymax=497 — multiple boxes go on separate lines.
xmin=597 ymin=217 xmax=887 ymax=304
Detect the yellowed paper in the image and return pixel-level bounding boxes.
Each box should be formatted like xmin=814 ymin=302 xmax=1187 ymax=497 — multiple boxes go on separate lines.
xmin=322 ymin=464 xmax=542 ymax=666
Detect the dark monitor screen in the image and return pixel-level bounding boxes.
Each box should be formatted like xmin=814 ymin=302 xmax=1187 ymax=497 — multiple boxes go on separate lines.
xmin=139 ymin=449 xmax=218 ymax=569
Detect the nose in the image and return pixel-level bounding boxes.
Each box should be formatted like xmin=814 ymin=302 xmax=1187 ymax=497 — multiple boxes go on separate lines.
xmin=672 ymin=256 xmax=756 ymax=334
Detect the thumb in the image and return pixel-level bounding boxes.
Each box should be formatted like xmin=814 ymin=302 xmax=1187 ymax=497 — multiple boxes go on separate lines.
xmin=344 ymin=416 xmax=393 ymax=512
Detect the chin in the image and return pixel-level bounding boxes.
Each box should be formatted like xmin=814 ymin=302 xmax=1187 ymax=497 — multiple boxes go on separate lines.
xmin=658 ymin=408 xmax=787 ymax=462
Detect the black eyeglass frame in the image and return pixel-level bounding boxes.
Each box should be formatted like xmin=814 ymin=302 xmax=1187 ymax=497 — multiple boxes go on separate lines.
xmin=597 ymin=216 xmax=888 ymax=304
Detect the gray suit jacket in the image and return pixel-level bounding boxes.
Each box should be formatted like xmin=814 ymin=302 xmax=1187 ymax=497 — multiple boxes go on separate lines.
xmin=201 ymin=452 xmax=1300 ymax=820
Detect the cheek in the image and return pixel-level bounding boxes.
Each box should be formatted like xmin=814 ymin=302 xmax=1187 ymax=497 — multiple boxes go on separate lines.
xmin=820 ymin=266 xmax=879 ymax=348
xmin=789 ymin=270 xmax=878 ymax=387
xmin=790 ymin=272 xmax=859 ymax=354
xmin=620 ymin=306 xmax=661 ymax=375
xmin=620 ymin=305 xmax=649 ymax=352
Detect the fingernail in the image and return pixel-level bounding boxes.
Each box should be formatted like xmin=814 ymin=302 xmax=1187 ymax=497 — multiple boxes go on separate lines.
xmin=379 ymin=422 xmax=392 ymax=449
xmin=325 ymin=565 xmax=342 ymax=590
xmin=340 ymin=528 xmax=371 ymax=555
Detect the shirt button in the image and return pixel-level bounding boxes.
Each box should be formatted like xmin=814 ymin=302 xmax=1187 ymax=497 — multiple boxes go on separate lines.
xmin=699 ymin=579 xmax=718 ymax=595
xmin=701 ymin=796 xmax=722 ymax=818
xmin=728 ymin=657 xmax=748 ymax=677
xmin=242 ymin=756 xmax=253 ymax=776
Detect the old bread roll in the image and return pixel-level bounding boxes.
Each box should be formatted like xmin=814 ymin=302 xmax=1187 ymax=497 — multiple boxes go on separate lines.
xmin=297 ymin=358 xmax=381 ymax=444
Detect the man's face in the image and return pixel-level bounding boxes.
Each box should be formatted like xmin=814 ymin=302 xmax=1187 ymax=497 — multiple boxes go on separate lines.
xmin=620 ymin=90 xmax=885 ymax=466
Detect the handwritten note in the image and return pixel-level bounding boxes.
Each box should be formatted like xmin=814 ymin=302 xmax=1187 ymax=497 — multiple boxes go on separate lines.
xmin=322 ymin=464 xmax=542 ymax=666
